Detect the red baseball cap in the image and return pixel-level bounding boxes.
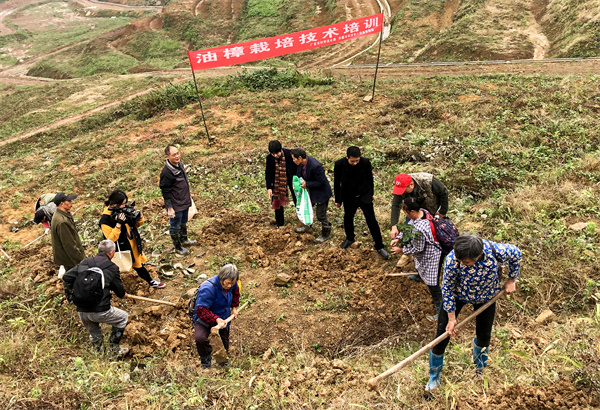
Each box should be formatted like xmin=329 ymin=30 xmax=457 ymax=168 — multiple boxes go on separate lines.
xmin=393 ymin=174 xmax=413 ymax=195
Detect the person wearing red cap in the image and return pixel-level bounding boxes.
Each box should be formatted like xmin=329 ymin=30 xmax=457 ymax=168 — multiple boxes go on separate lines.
xmin=390 ymin=172 xmax=449 ymax=240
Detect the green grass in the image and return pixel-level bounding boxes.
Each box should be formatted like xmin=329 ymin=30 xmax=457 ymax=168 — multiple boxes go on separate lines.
xmin=1 ymin=70 xmax=600 ymax=408
xmin=0 ymin=75 xmax=171 ymax=140
xmin=1 ymin=1 xmax=137 ymax=64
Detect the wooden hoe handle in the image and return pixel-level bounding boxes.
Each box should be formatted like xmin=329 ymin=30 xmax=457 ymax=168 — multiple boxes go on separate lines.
xmin=126 ymin=294 xmax=177 ymax=307
xmin=367 ymin=289 xmax=506 ymax=389
xmin=213 ymin=301 xmax=250 ymax=330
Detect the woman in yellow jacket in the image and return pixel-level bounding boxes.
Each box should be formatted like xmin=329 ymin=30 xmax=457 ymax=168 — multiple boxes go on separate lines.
xmin=99 ymin=190 xmax=165 ymax=289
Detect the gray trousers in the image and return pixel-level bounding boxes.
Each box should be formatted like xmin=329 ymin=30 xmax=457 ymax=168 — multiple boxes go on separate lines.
xmin=314 ymin=202 xmax=331 ymax=228
xmin=78 ymin=306 xmax=129 ymax=345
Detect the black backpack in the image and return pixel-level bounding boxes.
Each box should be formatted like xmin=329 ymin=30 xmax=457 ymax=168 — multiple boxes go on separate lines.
xmin=72 ymin=263 xmax=108 ymax=308
xmin=187 ymin=287 xmax=200 ymax=320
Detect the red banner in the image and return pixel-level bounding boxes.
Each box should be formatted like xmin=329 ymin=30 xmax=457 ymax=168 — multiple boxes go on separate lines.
xmin=188 ymin=13 xmax=383 ymax=71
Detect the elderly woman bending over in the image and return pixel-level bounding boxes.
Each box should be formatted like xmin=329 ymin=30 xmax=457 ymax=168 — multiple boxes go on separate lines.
xmin=425 ymin=233 xmax=520 ymax=391
xmin=192 ymin=264 xmax=240 ymax=369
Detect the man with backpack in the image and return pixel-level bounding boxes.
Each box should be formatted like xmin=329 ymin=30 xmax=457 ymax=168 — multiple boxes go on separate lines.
xmin=62 ymin=240 xmax=129 ymax=356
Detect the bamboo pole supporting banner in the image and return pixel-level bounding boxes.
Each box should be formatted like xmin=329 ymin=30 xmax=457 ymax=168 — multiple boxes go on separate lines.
xmin=367 ymin=289 xmax=506 ymax=389
xmin=191 ymin=70 xmax=211 ymax=144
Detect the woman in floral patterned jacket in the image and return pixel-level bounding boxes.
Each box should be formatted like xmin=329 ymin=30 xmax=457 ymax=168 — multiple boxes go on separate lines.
xmin=425 ymin=233 xmax=521 ymax=391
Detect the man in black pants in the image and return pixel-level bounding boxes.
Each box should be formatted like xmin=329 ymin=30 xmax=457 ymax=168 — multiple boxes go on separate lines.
xmin=334 ymin=146 xmax=389 ymax=260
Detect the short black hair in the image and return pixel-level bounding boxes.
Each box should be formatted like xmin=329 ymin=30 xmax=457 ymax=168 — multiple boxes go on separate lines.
xmin=165 ymin=145 xmax=175 ymax=156
xmin=290 ymin=148 xmax=307 ymax=159
xmin=268 ymin=140 xmax=282 ymax=154
xmin=454 ymin=234 xmax=484 ymax=261
xmin=401 ymin=197 xmax=421 ymax=213
xmin=346 ymin=146 xmax=361 ymax=158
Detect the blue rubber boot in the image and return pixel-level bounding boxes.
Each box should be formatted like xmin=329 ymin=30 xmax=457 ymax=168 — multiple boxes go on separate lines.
xmin=425 ymin=351 xmax=444 ymax=391
xmin=473 ymin=338 xmax=489 ymax=374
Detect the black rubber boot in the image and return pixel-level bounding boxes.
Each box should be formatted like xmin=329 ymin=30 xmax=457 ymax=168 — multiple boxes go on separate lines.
xmin=180 ymin=225 xmax=197 ymax=246
xmin=92 ymin=340 xmax=103 ymax=353
xmin=200 ymin=354 xmax=212 ymax=369
xmin=171 ymin=233 xmax=189 ymax=255
xmin=109 ymin=327 xmax=129 ymax=357
xmin=315 ymin=226 xmax=331 ymax=243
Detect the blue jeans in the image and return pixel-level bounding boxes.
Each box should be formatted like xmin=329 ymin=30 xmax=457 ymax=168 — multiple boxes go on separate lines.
xmin=169 ymin=209 xmax=189 ymax=235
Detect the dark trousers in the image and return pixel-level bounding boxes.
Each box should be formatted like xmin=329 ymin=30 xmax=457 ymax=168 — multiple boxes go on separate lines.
xmin=273 ymin=187 xmax=297 ymax=227
xmin=428 ymin=285 xmax=442 ymax=308
xmin=431 ymin=299 xmax=496 ymax=356
xmin=315 ymin=202 xmax=331 ymax=228
xmin=133 ymin=266 xmax=152 ymax=284
xmin=169 ymin=209 xmax=189 ymax=235
xmin=194 ymin=321 xmax=230 ymax=357
xmin=343 ymin=199 xmax=383 ymax=249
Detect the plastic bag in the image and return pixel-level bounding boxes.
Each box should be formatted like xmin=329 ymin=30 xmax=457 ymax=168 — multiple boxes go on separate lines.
xmin=293 ymin=176 xmax=313 ymax=225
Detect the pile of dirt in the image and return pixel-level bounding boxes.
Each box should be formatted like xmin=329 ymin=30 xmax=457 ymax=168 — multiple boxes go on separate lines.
xmin=465 ymin=377 xmax=599 ymax=409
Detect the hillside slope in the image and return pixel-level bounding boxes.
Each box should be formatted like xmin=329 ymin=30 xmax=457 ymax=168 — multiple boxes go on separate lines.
xmin=0 ymin=69 xmax=599 ymax=409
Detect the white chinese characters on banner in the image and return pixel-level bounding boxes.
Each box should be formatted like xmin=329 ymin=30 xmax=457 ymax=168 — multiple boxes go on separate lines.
xmin=344 ymin=22 xmax=360 ymax=34
xmin=275 ymin=37 xmax=294 ymax=49
xmin=224 ymin=47 xmax=244 ymax=59
xmin=299 ymin=32 xmax=317 ymax=44
xmin=364 ymin=17 xmax=379 ymax=29
xmin=197 ymin=52 xmax=218 ymax=64
xmin=250 ymin=42 xmax=270 ymax=54
xmin=323 ymin=28 xmax=338 ymax=39
xmin=188 ymin=13 xmax=383 ymax=70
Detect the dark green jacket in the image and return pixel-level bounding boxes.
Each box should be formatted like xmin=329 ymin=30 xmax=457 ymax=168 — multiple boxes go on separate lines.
xmin=51 ymin=208 xmax=85 ymax=269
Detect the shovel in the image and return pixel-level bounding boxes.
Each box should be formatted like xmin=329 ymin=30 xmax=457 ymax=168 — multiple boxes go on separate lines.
xmin=210 ymin=301 xmax=249 ymax=364
xmin=367 ymin=289 xmax=506 ymax=389
xmin=385 ymin=272 xmax=419 ymax=277
xmin=125 ymin=294 xmax=177 ymax=307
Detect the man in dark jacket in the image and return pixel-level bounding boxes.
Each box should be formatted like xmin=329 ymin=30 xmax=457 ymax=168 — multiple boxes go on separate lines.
xmin=390 ymin=173 xmax=449 ymax=239
xmin=265 ymin=140 xmax=297 ymax=228
xmin=63 ymin=240 xmax=129 ymax=355
xmin=334 ymin=146 xmax=389 ymax=259
xmin=50 ymin=192 xmax=85 ymax=271
xmin=159 ymin=145 xmax=197 ymax=255
xmin=291 ymin=148 xmax=333 ymax=243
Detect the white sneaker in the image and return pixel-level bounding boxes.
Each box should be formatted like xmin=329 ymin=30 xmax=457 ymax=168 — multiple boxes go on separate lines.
xmin=149 ymin=280 xmax=166 ymax=289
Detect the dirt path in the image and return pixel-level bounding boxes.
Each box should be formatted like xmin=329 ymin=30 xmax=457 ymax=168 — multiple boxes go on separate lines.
xmin=332 ymin=57 xmax=600 ymax=80
xmin=529 ymin=0 xmax=549 ymax=59
xmin=0 ymin=40 xmax=88 ymax=84
xmin=0 ymin=68 xmax=240 ymax=147
xmin=73 ymin=0 xmax=161 ymax=12
xmin=303 ymin=0 xmax=384 ymax=69
xmin=0 ymin=0 xmax=47 ymax=35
